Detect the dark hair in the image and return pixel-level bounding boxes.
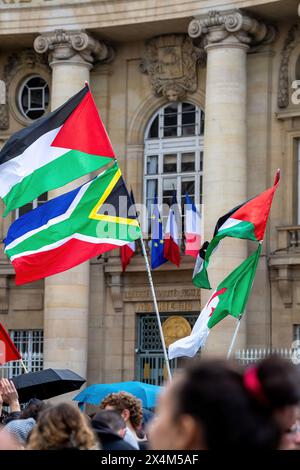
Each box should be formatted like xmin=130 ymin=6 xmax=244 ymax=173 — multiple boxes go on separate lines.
xmin=256 ymin=355 xmax=300 ymax=409
xmin=92 ymin=410 xmax=126 ymax=434
xmin=171 ymin=359 xmax=281 ymax=449
xmin=21 ymin=398 xmax=48 ymax=421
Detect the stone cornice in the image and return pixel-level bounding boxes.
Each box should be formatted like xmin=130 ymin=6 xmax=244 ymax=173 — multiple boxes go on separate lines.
xmin=34 ymin=29 xmax=114 ymax=65
xmin=188 ymin=9 xmax=276 ymax=49
xmin=0 ymin=1 xmax=284 ymax=36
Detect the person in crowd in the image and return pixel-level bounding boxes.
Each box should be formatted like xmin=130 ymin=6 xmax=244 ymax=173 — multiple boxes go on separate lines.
xmin=0 ymin=427 xmax=23 ymax=450
xmin=0 ymin=378 xmax=21 ymax=424
xmin=20 ymin=398 xmax=48 ymax=422
xmin=149 ymin=359 xmax=283 ymax=450
xmin=100 ymin=392 xmax=142 ymax=449
xmin=27 ymin=402 xmax=99 ymax=450
xmin=4 ymin=417 xmax=36 ymax=446
xmin=249 ymin=356 xmax=300 ymax=449
xmin=91 ymin=410 xmax=136 ymax=450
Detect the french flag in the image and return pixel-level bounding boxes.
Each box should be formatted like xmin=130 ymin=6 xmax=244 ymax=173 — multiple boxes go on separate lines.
xmin=164 ymin=192 xmax=181 ymax=267
xmin=185 ymin=193 xmax=201 ymax=258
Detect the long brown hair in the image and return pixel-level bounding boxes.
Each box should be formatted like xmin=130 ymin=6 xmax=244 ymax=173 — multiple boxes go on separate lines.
xmin=27 ymin=403 xmax=98 ymax=450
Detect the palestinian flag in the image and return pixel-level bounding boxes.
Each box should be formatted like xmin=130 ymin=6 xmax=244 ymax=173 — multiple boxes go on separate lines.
xmin=4 ymin=163 xmax=142 ymax=285
xmin=169 ymin=245 xmax=261 ymax=359
xmin=193 ymin=170 xmax=280 ymax=289
xmin=0 ymin=85 xmax=115 ymax=216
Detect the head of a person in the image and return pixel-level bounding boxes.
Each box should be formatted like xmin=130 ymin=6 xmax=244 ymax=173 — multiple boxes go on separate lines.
xmin=100 ymin=392 xmax=142 ymax=431
xmin=252 ymin=356 xmax=300 ymax=449
xmin=21 ymin=398 xmax=48 ymax=421
xmin=149 ymin=359 xmax=282 ymax=450
xmin=27 ymin=402 xmax=98 ymax=450
xmin=0 ymin=427 xmax=23 ymax=450
xmin=4 ymin=418 xmax=36 ymax=446
xmin=92 ymin=410 xmax=126 ymax=439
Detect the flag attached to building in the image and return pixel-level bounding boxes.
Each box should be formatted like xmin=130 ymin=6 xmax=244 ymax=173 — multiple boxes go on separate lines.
xmin=164 ymin=192 xmax=181 ymax=267
xmin=185 ymin=193 xmax=201 ymax=258
xmin=120 ymin=190 xmax=136 ymax=272
xmin=0 ymin=322 xmax=21 ymax=365
xmin=194 ymin=170 xmax=280 ymax=289
xmin=169 ymin=245 xmax=261 ymax=359
xmin=4 ymin=163 xmax=142 ymax=285
xmin=0 ymin=85 xmax=115 ymax=216
xmin=151 ymin=196 xmax=167 ymax=270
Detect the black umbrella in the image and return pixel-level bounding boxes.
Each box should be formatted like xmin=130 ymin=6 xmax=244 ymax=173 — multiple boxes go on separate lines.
xmin=12 ymin=368 xmax=86 ymax=403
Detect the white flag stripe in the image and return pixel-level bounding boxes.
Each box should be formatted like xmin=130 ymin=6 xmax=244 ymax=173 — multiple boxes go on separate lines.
xmin=165 ymin=207 xmax=180 ymax=245
xmin=0 ymin=127 xmax=69 ymax=198
xmin=128 ymin=241 xmax=135 ymax=251
xmin=185 ymin=205 xmax=201 ymax=234
xmin=218 ymin=217 xmax=241 ymax=233
xmin=168 ymin=290 xmax=218 ymax=359
xmin=10 ymin=234 xmax=128 ymax=261
xmin=5 ymin=178 xmax=95 ymax=251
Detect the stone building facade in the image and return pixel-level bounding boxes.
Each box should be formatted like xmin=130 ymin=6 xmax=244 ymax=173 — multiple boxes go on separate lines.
xmin=0 ymin=0 xmax=299 ymax=385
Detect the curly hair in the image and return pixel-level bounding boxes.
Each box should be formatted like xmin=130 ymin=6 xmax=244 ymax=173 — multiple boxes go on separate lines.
xmin=27 ymin=403 xmax=98 ymax=450
xmin=100 ymin=392 xmax=143 ymax=430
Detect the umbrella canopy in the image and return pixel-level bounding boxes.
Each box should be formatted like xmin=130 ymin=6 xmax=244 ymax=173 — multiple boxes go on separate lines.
xmin=12 ymin=369 xmax=86 ymax=403
xmin=73 ymin=381 xmax=162 ymax=409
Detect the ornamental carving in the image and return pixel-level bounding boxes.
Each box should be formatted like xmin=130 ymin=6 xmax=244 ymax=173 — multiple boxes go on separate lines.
xmin=278 ymin=24 xmax=300 ymax=109
xmin=0 ymin=49 xmax=49 ymax=130
xmin=188 ymin=10 xmax=276 ymax=48
xmin=140 ymin=34 xmax=204 ymax=102
xmin=162 ymin=316 xmax=192 ymax=347
xmin=34 ymin=29 xmax=114 ymax=65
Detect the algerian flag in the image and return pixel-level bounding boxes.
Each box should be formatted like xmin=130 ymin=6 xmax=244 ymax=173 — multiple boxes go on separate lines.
xmin=193 ymin=171 xmax=280 ymax=289
xmin=0 ymin=85 xmax=115 ymax=216
xmin=169 ymin=245 xmax=261 ymax=359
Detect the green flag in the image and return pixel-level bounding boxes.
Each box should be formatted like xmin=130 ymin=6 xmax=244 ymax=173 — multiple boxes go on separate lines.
xmin=208 ymin=244 xmax=261 ymax=329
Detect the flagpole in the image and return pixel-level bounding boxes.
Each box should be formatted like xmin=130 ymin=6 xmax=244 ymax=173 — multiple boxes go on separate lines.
xmin=226 ymin=315 xmax=242 ymax=360
xmin=140 ymin=237 xmax=172 ymax=382
xmin=19 ymin=358 xmax=28 ymax=374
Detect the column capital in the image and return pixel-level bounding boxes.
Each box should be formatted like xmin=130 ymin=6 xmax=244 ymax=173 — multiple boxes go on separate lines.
xmin=188 ymin=10 xmax=276 ymax=50
xmin=34 ymin=29 xmax=114 ymax=67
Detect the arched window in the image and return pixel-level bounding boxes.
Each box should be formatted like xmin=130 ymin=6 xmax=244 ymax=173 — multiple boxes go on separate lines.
xmin=144 ymin=102 xmax=204 ymax=229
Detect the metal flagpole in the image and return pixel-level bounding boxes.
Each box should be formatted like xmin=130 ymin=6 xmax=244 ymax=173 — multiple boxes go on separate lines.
xmin=226 ymin=315 xmax=242 ymax=360
xmin=19 ymin=358 xmax=28 ymax=374
xmin=140 ymin=237 xmax=172 ymax=382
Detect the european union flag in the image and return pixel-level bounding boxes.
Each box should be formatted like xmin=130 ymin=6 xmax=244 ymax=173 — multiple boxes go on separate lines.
xmin=151 ymin=197 xmax=167 ymax=270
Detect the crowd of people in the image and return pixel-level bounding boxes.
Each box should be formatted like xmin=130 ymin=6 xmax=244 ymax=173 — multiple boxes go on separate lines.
xmin=1 ymin=355 xmax=300 ymax=450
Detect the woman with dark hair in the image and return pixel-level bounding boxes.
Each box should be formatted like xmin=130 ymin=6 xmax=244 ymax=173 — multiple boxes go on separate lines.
xmin=246 ymin=356 xmax=300 ymax=449
xmin=149 ymin=359 xmax=285 ymax=450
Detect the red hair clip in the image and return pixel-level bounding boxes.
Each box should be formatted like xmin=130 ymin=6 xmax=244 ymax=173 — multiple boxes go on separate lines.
xmin=243 ymin=366 xmax=268 ymax=406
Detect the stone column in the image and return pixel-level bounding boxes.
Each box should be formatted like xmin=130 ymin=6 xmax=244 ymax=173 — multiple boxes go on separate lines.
xmin=34 ymin=30 xmax=113 ymax=377
xmin=189 ymin=11 xmax=275 ymax=354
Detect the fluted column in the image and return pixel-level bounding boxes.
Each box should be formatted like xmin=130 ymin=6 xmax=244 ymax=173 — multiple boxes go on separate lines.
xmin=189 ymin=11 xmax=275 ymax=354
xmin=34 ymin=30 xmax=113 ymax=377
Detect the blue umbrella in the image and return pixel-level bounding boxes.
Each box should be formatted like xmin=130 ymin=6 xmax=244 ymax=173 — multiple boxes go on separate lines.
xmin=73 ymin=381 xmax=162 ymax=409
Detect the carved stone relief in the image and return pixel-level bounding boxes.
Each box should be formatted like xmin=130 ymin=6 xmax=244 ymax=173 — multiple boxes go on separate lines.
xmin=278 ymin=24 xmax=300 ymax=109
xmin=140 ymin=34 xmax=204 ymax=102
